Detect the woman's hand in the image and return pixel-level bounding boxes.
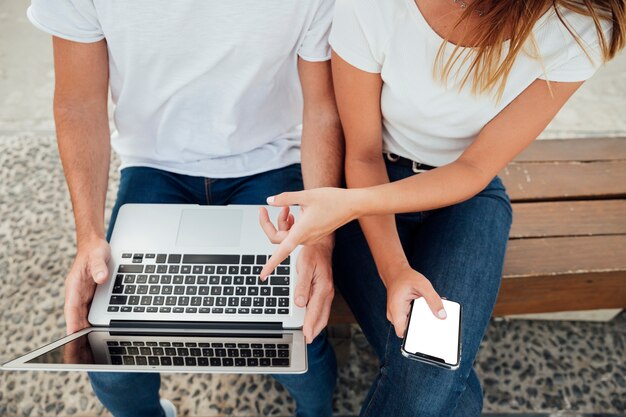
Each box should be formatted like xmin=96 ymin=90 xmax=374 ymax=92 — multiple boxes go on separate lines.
xmin=385 ymin=265 xmax=447 ymax=338
xmin=258 ymin=187 xmax=361 ymax=279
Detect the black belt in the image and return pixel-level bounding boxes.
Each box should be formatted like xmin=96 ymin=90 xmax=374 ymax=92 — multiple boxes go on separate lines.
xmin=384 ymin=153 xmax=437 ymax=173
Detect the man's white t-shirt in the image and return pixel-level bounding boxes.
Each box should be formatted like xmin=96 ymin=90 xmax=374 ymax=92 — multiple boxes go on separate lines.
xmin=28 ymin=0 xmax=334 ymax=178
xmin=330 ymin=0 xmax=611 ymax=167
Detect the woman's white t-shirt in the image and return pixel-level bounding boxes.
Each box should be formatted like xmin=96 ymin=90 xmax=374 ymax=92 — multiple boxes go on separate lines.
xmin=330 ymin=0 xmax=611 ymax=167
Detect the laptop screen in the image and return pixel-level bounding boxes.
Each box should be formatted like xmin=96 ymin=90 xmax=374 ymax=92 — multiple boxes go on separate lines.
xmin=27 ymin=329 xmax=291 ymax=368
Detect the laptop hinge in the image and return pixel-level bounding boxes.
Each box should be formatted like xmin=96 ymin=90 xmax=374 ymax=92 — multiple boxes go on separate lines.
xmin=110 ymin=320 xmax=282 ymax=331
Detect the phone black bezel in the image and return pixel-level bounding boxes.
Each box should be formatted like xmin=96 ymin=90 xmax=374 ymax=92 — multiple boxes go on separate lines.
xmin=400 ymin=298 xmax=462 ymax=370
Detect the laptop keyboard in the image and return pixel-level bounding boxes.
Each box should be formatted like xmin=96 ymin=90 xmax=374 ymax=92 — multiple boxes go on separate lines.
xmin=106 ymin=340 xmax=291 ymax=367
xmin=107 ymin=254 xmax=291 ymax=315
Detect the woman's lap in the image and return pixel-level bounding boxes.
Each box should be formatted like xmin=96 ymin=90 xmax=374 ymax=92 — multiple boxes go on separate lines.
xmin=333 ymin=176 xmax=512 ymax=416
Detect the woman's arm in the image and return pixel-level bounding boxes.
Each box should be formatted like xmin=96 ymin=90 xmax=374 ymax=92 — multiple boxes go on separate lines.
xmin=260 ymin=65 xmax=584 ymax=296
xmin=332 ymin=52 xmax=413 ymax=286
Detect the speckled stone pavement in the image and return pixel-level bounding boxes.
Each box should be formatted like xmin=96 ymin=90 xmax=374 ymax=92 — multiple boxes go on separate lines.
xmin=0 ymin=135 xmax=625 ymax=417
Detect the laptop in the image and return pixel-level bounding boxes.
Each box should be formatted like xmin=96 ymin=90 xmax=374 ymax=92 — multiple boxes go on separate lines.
xmin=2 ymin=204 xmax=307 ymax=374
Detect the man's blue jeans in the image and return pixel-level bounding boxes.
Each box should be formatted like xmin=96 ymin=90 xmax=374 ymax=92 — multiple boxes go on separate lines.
xmin=88 ymin=164 xmax=337 ymax=417
xmin=332 ymin=159 xmax=512 ymax=417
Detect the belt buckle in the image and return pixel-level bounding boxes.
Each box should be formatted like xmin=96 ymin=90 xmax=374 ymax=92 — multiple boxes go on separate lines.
xmin=412 ymin=161 xmax=427 ymax=174
xmin=386 ymin=152 xmax=400 ymax=162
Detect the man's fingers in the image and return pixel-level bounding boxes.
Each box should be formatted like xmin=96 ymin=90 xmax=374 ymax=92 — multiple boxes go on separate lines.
xmin=89 ymin=255 xmax=109 ymax=284
xmin=388 ymin=298 xmax=411 ymax=338
xmin=64 ymin=304 xmax=89 ymax=335
xmin=302 ymin=284 xmax=333 ymax=344
xmin=294 ymin=251 xmax=314 ymax=307
xmin=418 ymin=281 xmax=447 ymax=320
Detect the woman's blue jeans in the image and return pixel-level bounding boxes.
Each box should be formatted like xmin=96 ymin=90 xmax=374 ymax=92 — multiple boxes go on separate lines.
xmin=332 ymin=159 xmax=513 ymax=417
xmin=88 ymin=164 xmax=337 ymax=417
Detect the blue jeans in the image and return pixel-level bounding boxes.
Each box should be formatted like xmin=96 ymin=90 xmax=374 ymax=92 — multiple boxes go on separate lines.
xmin=89 ymin=164 xmax=337 ymax=417
xmin=333 ymin=160 xmax=512 ymax=417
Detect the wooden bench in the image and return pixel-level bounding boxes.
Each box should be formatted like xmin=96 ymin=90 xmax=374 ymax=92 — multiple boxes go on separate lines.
xmin=330 ymin=137 xmax=626 ymax=324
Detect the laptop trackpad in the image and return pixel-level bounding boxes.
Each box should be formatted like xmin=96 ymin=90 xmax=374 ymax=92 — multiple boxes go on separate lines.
xmin=176 ymin=208 xmax=243 ymax=247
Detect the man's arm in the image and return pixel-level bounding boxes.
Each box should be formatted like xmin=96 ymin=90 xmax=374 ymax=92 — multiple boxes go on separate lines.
xmin=53 ymin=36 xmax=112 ymax=334
xmin=261 ymin=58 xmax=343 ymax=343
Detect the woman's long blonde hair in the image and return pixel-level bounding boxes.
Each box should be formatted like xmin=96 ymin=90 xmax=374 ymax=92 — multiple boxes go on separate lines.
xmin=437 ymin=0 xmax=626 ymax=97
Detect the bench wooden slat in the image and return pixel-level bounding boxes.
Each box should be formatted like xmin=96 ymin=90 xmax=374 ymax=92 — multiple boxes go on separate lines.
xmin=510 ymin=200 xmax=626 ymax=238
xmin=503 ymin=235 xmax=626 ymax=277
xmin=493 ymin=271 xmax=626 ymax=315
xmin=501 ymin=161 xmax=626 ymax=201
xmin=514 ymin=137 xmax=626 ymax=162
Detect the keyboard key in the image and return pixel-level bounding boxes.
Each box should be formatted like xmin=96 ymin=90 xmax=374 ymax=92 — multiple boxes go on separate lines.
xmin=192 ymin=265 xmax=203 ymax=274
xmin=204 ymin=265 xmax=216 ymax=274
xmin=276 ymin=266 xmax=290 ymax=275
xmin=140 ymin=296 xmax=152 ymax=305
xmin=278 ymin=298 xmax=289 ymax=307
xmin=133 ymin=307 xmax=145 ymax=313
xmin=242 ymin=255 xmax=255 ymax=264
xmin=123 ymin=286 xmax=136 ymax=295
xmin=121 ymin=306 xmax=132 ymax=312
xmin=235 ymin=358 xmax=246 ymax=367
xmin=225 ymin=308 xmax=236 ymax=314
xmin=168 ymin=254 xmax=182 ymax=264
xmin=228 ymin=266 xmax=239 ymax=274
xmin=217 ymin=266 xmax=227 ymax=274
xmin=260 ymin=358 xmax=271 ymax=367
xmin=272 ymin=358 xmax=290 ymax=366
xmin=149 ymin=285 xmax=160 ymax=294
xmin=157 ymin=265 xmax=168 ymax=273
xmin=278 ymin=308 xmax=289 ymax=314
xmin=109 ymin=295 xmax=127 ymax=305
xmin=145 ymin=265 xmax=156 ymax=273
xmin=260 ymin=287 xmax=271 ymax=296
xmin=107 ymin=306 xmax=120 ymax=312
xmin=209 ymin=276 xmax=220 ymax=285
xmin=156 ymin=254 xmax=167 ymax=264
xmin=185 ymin=357 xmax=197 ymax=366
xmin=223 ymin=286 xmax=234 ymax=295
xmin=137 ymin=275 xmax=148 ymax=284
xmin=198 ymin=357 xmax=209 ymax=366
xmin=166 ymin=296 xmax=177 ymax=306
xmin=264 ymin=308 xmax=276 ymax=315
xmin=122 ymin=253 xmax=132 ymax=259
xmin=216 ymin=297 xmax=227 ymax=306
xmin=238 ymin=308 xmax=250 ymax=314
xmin=241 ymin=266 xmax=251 ymax=275
xmin=123 ymin=356 xmax=135 ymax=365
xmin=280 ymin=257 xmax=290 ymax=265
xmin=159 ymin=307 xmax=172 ymax=313
xmin=183 ymin=254 xmax=240 ymax=264
xmin=123 ymin=275 xmax=135 ymax=284
xmin=181 ymin=265 xmax=191 ymax=274
xmin=137 ymin=285 xmax=148 ymax=294
xmin=191 ymin=297 xmax=202 ymax=306
xmin=240 ymin=349 xmax=252 ymax=357
xmin=266 ymin=298 xmax=277 ymax=307
xmin=118 ymin=264 xmax=143 ymax=273
xmin=173 ymin=307 xmax=184 ymax=313
xmin=278 ymin=350 xmax=290 ymax=358
xmin=110 ymin=355 xmax=123 ymax=365
xmin=203 ymin=297 xmax=215 ymax=307
xmin=173 ymin=357 xmax=184 ymax=366
xmin=215 ymin=348 xmax=227 ymax=357
xmin=200 ymin=308 xmax=211 ymax=313
xmin=212 ymin=343 xmax=224 ymax=348
xmin=168 ymin=265 xmax=180 ymax=274
xmin=108 ymin=346 xmax=126 ymax=355
xmin=222 ymin=358 xmax=234 ymax=366
xmin=112 ymin=285 xmax=124 ymax=294
xmin=273 ymin=287 xmax=289 ymax=296
xmin=241 ymin=297 xmax=252 ymax=307
xmin=270 ymin=276 xmax=289 ymax=286
xmin=212 ymin=308 xmax=224 ymax=314
xmin=129 ymin=296 xmax=140 ymax=305
xmin=160 ymin=357 xmax=172 ymax=366
xmin=210 ymin=358 xmax=221 ymax=366
xmin=247 ymin=358 xmax=259 ymax=367
xmin=256 ymin=255 xmax=267 ymax=264
xmin=252 ymin=308 xmax=262 ymax=314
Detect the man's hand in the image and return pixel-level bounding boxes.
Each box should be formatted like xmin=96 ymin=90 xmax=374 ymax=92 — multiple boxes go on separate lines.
xmin=295 ymin=242 xmax=335 ymax=344
xmin=64 ymin=237 xmax=111 ymax=335
xmin=385 ymin=265 xmax=446 ymax=338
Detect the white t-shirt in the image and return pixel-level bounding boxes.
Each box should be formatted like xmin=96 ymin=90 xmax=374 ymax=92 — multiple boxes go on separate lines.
xmin=28 ymin=0 xmax=334 ymax=178
xmin=330 ymin=0 xmax=611 ymax=167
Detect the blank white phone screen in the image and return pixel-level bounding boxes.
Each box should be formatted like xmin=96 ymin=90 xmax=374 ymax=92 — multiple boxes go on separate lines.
xmin=404 ymin=298 xmax=461 ymax=365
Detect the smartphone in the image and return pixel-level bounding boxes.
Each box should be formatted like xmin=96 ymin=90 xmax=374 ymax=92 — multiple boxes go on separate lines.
xmin=401 ymin=298 xmax=462 ymax=370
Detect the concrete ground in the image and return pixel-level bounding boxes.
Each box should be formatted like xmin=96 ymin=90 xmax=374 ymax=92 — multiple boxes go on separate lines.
xmin=1 ymin=1 xmax=625 ymax=417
